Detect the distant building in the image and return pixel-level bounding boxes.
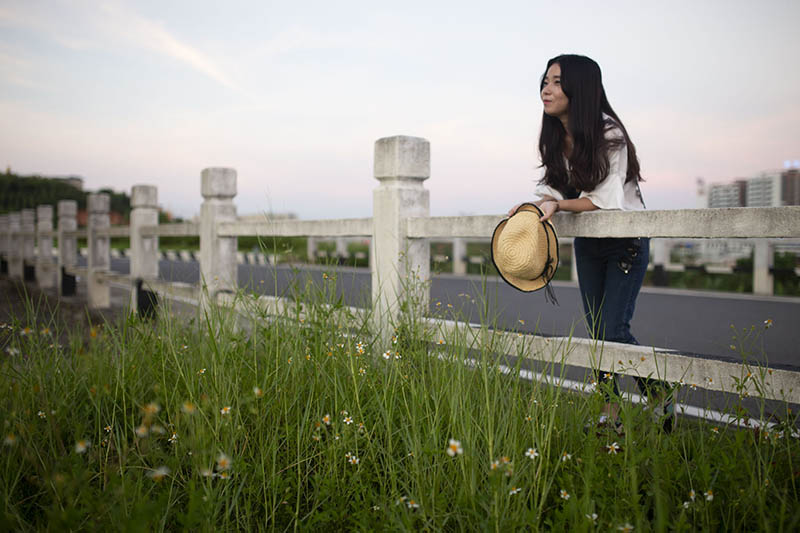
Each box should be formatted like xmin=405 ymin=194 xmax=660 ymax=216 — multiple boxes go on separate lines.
xmin=55 ymin=176 xmax=84 ymax=190
xmin=76 ymin=210 xmax=125 ymax=226
xmin=746 ymin=171 xmax=781 ymax=207
xmin=781 ymin=168 xmax=800 ymax=206
xmin=695 ymin=167 xmax=800 ymax=265
xmin=703 ymin=168 xmax=800 ymax=208
xmin=708 ymin=179 xmax=747 ymax=208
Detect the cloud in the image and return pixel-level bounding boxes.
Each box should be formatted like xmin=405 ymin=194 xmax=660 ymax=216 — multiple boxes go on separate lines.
xmin=93 ymin=2 xmax=241 ymax=94
xmin=0 ymin=1 xmax=241 ymax=94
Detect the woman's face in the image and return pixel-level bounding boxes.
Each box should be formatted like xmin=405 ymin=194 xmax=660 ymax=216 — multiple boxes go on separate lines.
xmin=541 ymin=63 xmax=569 ymax=121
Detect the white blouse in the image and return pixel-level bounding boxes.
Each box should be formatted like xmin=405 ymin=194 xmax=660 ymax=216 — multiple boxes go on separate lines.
xmin=533 ymin=124 xmax=645 ymax=211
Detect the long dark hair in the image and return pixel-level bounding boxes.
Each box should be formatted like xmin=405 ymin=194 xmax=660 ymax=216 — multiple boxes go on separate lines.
xmin=538 ymin=54 xmax=642 ymax=196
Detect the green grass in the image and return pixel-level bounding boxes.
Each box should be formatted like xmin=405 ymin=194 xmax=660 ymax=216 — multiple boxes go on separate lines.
xmin=1 ymin=280 xmax=799 ymax=531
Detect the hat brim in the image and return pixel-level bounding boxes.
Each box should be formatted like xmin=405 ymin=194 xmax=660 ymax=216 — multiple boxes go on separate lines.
xmin=490 ymin=203 xmax=559 ymax=292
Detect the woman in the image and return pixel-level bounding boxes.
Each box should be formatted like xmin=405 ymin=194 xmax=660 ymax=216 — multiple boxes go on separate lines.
xmin=509 ymin=54 xmax=672 ymax=431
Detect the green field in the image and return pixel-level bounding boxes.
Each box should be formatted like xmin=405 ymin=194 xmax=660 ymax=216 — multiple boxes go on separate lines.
xmin=1 ymin=280 xmax=798 ymax=531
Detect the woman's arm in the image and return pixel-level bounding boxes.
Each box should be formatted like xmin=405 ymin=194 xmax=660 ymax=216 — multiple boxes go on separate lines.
xmin=538 ymin=197 xmax=598 ymax=221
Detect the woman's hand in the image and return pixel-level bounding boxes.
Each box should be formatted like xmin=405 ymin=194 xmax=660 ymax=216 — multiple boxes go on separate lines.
xmin=507 ymin=196 xmax=555 ymax=217
xmin=507 ymin=203 xmax=524 ymax=217
xmin=538 ymin=200 xmax=559 ymax=221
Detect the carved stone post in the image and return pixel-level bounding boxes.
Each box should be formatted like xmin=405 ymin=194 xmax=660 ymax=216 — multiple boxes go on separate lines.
xmin=452 ymin=238 xmax=467 ymax=275
xmin=87 ymin=193 xmax=111 ymax=308
xmin=36 ymin=205 xmax=56 ymax=288
xmin=57 ymin=200 xmax=78 ymax=296
xmin=0 ymin=214 xmax=8 ymax=275
xmin=570 ymin=240 xmax=579 ymax=282
xmin=21 ymin=209 xmax=35 ymax=281
xmin=651 ymin=239 xmax=670 ymax=287
xmin=199 ymin=168 xmax=237 ymax=312
xmin=753 ymin=239 xmax=774 ymax=296
xmin=371 ymin=135 xmax=430 ymax=339
xmin=307 ymin=236 xmax=317 ymax=263
xmin=129 ymin=185 xmax=159 ymax=313
xmin=7 ymin=213 xmax=22 ymax=279
xmin=335 ymin=237 xmax=348 ymax=263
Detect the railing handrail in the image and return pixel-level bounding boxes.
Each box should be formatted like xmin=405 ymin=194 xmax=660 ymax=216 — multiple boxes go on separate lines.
xmin=217 ymin=217 xmax=372 ymax=238
xmin=141 ymin=222 xmax=199 ymax=237
xmin=96 ymin=226 xmax=131 ymax=238
xmin=4 ymin=207 xmax=800 ymax=241
xmin=407 ymin=207 xmax=800 ymax=240
xmin=62 ymin=229 xmax=88 ymax=239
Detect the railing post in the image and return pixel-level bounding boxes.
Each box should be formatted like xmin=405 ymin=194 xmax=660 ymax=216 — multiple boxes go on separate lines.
xmin=570 ymin=240 xmax=579 ymax=282
xmin=199 ymin=168 xmax=237 ymax=311
xmin=306 ymin=236 xmax=317 ymax=263
xmin=371 ymin=135 xmax=430 ymax=339
xmin=87 ymin=193 xmax=111 ymax=308
xmin=21 ymin=209 xmax=36 ymax=282
xmin=652 ymin=239 xmax=670 ymax=287
xmin=35 ymin=205 xmax=56 ymax=289
xmin=335 ymin=237 xmax=348 ymax=263
xmin=130 ymin=185 xmax=159 ymax=313
xmin=57 ymin=200 xmax=78 ymax=296
xmin=453 ymin=238 xmax=467 ymax=275
xmin=0 ymin=214 xmax=8 ymax=275
xmin=7 ymin=213 xmax=22 ymax=279
xmin=753 ymin=239 xmax=773 ymax=296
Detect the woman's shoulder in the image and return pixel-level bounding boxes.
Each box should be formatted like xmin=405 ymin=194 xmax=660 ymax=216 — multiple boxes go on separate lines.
xmin=602 ymin=114 xmax=625 ymax=142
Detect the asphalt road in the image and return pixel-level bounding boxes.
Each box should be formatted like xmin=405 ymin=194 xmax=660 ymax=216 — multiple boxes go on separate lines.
xmin=106 ymin=258 xmax=800 ymax=369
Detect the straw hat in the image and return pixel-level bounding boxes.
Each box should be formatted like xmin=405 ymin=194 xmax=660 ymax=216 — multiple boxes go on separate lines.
xmin=490 ymin=203 xmax=559 ymax=293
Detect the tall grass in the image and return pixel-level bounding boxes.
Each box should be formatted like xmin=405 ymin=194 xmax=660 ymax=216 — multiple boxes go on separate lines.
xmin=1 ymin=276 xmax=799 ymax=531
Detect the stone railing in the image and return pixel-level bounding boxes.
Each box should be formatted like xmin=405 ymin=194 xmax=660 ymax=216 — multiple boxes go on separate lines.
xmin=306 ymin=232 xmax=797 ymax=297
xmin=1 ymin=135 xmax=800 ymax=405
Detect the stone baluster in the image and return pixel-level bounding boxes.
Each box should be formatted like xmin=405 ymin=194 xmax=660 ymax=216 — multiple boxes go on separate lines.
xmin=36 ymin=205 xmax=56 ymax=288
xmin=570 ymin=240 xmax=579 ymax=283
xmin=21 ymin=209 xmax=36 ymax=281
xmin=335 ymin=237 xmax=348 ymax=263
xmin=87 ymin=193 xmax=111 ymax=308
xmin=199 ymin=168 xmax=238 ymax=311
xmin=753 ymin=239 xmax=774 ymax=296
xmin=452 ymin=238 xmax=467 ymax=275
xmin=651 ymin=238 xmax=670 ymax=287
xmin=7 ymin=213 xmax=22 ymax=279
xmin=371 ymin=135 xmax=430 ymax=340
xmin=0 ymin=214 xmax=8 ymax=275
xmin=129 ymin=185 xmax=159 ymax=313
xmin=57 ymin=200 xmax=78 ymax=296
xmin=307 ymin=236 xmax=317 ymax=263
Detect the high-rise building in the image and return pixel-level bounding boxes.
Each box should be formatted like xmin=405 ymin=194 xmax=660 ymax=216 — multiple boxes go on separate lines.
xmin=695 ymin=166 xmax=799 ymax=265
xmin=781 ymin=168 xmax=800 ymax=206
xmin=746 ymin=171 xmax=781 ymax=207
xmin=708 ymin=180 xmax=747 ymax=208
xmin=703 ymin=168 xmax=800 ymax=208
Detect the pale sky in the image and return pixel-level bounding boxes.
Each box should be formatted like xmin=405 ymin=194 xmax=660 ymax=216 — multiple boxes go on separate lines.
xmin=1 ymin=0 xmax=799 ymax=219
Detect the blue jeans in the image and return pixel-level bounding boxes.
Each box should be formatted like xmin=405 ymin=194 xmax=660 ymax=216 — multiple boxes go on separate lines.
xmin=574 ymin=237 xmax=656 ymax=397
xmin=574 ymin=237 xmax=649 ymax=344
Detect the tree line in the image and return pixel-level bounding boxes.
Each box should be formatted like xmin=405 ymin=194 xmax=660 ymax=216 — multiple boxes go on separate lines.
xmin=0 ymin=171 xmax=130 ymax=220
